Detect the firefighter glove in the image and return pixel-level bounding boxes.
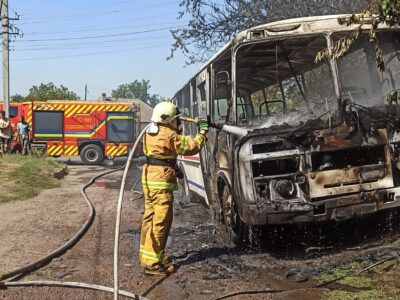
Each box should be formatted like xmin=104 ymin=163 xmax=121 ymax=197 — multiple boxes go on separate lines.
xmin=198 ymin=118 xmax=209 ymax=133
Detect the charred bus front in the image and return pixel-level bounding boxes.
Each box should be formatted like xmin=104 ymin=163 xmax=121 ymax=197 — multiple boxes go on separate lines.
xmin=173 ymin=15 xmax=400 ymax=243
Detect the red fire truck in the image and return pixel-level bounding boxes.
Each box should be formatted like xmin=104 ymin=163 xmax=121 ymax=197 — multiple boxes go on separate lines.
xmin=0 ymin=101 xmax=140 ymax=164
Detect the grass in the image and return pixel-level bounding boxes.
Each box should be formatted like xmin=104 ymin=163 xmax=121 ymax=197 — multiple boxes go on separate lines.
xmin=0 ymin=155 xmax=63 ymax=204
xmin=318 ymin=259 xmax=400 ymax=299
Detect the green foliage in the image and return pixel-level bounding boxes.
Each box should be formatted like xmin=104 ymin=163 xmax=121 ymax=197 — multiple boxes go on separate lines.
xmin=169 ymin=0 xmax=370 ymax=64
xmin=387 ymin=89 xmax=400 ymax=104
xmin=0 ymin=155 xmax=62 ymax=203
xmin=11 ymin=94 xmax=26 ymax=103
xmin=316 ymin=0 xmax=400 ymax=72
xmin=25 ymin=82 xmax=79 ymax=101
xmin=327 ymin=290 xmax=388 ymax=300
xmin=380 ymin=0 xmax=400 ymax=25
xmin=112 ymin=79 xmax=151 ymax=100
xmin=318 ymin=258 xmax=400 ymax=300
xmin=111 ymin=79 xmax=167 ymax=107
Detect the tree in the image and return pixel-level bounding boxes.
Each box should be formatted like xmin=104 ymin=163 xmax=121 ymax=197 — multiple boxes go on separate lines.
xmin=112 ymin=79 xmax=166 ymax=107
xmin=316 ymin=0 xmax=400 ymax=72
xmin=25 ymin=82 xmax=79 ymax=101
xmin=11 ymin=94 xmax=26 ymax=102
xmin=169 ymin=0 xmax=370 ymax=64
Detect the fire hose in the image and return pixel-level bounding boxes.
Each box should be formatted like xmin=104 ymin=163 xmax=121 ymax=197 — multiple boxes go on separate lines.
xmin=113 ymin=124 xmax=149 ymax=300
xmin=0 ymin=118 xmax=245 ymax=299
xmin=0 ymin=126 xmax=150 ymax=300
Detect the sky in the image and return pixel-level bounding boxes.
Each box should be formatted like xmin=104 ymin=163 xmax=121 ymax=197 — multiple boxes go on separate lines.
xmin=5 ymin=0 xmax=201 ymax=100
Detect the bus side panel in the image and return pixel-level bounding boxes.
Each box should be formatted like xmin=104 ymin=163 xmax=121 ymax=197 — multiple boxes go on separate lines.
xmin=180 ymin=155 xmax=209 ymax=205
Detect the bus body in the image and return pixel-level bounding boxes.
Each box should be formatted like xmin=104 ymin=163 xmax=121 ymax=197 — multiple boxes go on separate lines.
xmin=172 ymin=15 xmax=400 ymax=240
xmin=0 ymin=101 xmax=140 ymax=164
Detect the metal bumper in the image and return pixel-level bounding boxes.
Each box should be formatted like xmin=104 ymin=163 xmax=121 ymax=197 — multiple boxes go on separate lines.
xmin=240 ymin=187 xmax=400 ymax=225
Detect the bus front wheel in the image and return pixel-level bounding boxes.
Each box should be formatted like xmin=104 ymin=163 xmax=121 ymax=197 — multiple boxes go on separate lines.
xmin=221 ymin=185 xmax=247 ymax=247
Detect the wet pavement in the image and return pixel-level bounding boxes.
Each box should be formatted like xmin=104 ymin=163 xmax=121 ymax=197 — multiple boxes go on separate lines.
xmin=1 ymin=158 xmax=400 ymax=299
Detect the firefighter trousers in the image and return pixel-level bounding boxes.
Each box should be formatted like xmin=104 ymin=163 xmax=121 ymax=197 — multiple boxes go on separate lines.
xmin=140 ymin=188 xmax=173 ymax=269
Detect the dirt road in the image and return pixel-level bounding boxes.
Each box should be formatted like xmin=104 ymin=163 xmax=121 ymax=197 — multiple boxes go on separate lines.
xmin=1 ymin=159 xmax=400 ymax=299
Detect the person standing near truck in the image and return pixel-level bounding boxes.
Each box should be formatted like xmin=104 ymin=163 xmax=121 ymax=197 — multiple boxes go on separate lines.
xmin=0 ymin=111 xmax=11 ymax=154
xmin=140 ymin=102 xmax=209 ymax=275
xmin=17 ymin=116 xmax=30 ymax=155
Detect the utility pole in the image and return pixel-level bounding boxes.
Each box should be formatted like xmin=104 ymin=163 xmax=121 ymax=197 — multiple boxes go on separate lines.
xmin=84 ymin=84 xmax=88 ymax=101
xmin=2 ymin=0 xmax=10 ymax=118
xmin=1 ymin=0 xmax=21 ymax=117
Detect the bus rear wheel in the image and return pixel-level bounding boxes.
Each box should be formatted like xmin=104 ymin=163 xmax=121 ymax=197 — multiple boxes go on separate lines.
xmin=80 ymin=144 xmax=105 ymax=165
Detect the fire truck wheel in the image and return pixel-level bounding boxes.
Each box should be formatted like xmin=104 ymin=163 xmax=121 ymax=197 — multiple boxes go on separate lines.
xmin=80 ymin=144 xmax=105 ymax=165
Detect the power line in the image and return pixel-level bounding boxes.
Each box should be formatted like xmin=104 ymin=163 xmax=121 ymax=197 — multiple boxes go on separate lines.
xmin=18 ymin=11 xmax=179 ymax=27
xmin=11 ymin=43 xmax=171 ymax=61
xmin=23 ymin=21 xmax=186 ymax=36
xmin=73 ymin=0 xmax=138 ymax=11
xmin=19 ymin=1 xmax=180 ymax=23
xmin=12 ymin=36 xmax=172 ymax=49
xmin=15 ymin=26 xmax=183 ymax=42
xmin=14 ymin=0 xmax=138 ymax=16
xmin=11 ymin=39 xmax=172 ymax=51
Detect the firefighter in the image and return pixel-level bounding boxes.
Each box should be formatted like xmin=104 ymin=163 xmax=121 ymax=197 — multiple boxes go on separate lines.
xmin=140 ymin=102 xmax=208 ymax=275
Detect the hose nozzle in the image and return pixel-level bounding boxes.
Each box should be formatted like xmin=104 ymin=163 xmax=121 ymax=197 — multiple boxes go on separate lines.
xmin=179 ymin=117 xmax=198 ymax=124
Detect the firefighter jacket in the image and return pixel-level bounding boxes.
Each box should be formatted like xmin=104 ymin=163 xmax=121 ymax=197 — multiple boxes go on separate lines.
xmin=142 ymin=125 xmax=206 ymax=191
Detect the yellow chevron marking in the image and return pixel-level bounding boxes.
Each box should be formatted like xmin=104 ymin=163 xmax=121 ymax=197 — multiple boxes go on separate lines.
xmin=67 ymin=105 xmax=81 ymax=118
xmin=68 ymin=105 xmax=82 ymax=117
xmin=67 ymin=146 xmax=78 ymax=156
xmin=107 ymin=146 xmax=118 ymax=156
xmin=77 ymin=106 xmax=87 ymax=114
xmin=48 ymin=145 xmax=62 ymax=156
xmin=64 ymin=105 xmax=75 ymax=116
xmin=66 ymin=105 xmax=78 ymax=116
xmin=84 ymin=105 xmax=93 ymax=114
xmin=64 ymin=146 xmax=73 ymax=156
xmin=116 ymin=147 xmax=127 ymax=156
xmin=55 ymin=147 xmax=64 ymax=156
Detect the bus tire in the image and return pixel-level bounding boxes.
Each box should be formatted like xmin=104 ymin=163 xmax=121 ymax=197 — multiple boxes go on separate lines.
xmin=80 ymin=144 xmax=105 ymax=165
xmin=221 ymin=185 xmax=247 ymax=247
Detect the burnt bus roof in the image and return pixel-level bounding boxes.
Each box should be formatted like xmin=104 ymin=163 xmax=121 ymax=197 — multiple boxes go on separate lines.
xmin=172 ymin=14 xmax=399 ymax=99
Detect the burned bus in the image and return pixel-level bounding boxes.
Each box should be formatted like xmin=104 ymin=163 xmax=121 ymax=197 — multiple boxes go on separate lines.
xmin=172 ymin=15 xmax=400 ymax=244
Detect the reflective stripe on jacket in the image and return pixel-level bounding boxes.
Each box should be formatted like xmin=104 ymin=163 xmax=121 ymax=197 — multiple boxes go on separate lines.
xmin=142 ymin=125 xmax=206 ymax=191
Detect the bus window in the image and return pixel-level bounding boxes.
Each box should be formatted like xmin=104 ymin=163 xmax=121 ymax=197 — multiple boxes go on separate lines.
xmin=190 ymin=82 xmax=199 ymax=137
xmin=213 ymin=71 xmax=231 ymax=123
xmin=334 ymin=31 xmax=400 ymax=108
xmin=236 ymin=35 xmax=336 ymax=126
xmin=182 ymin=85 xmax=191 ymax=135
xmin=213 ymin=98 xmax=228 ymax=123
xmin=198 ymin=82 xmax=207 ymax=102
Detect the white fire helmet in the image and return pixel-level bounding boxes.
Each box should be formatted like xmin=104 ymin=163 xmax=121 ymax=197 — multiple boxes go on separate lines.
xmin=151 ymin=102 xmax=181 ymax=124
